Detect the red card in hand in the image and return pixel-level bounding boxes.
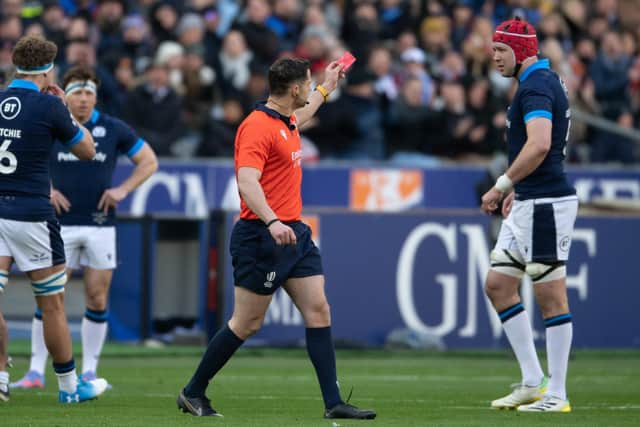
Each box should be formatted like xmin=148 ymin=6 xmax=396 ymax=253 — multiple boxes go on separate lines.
xmin=337 ymin=51 xmax=356 ymax=72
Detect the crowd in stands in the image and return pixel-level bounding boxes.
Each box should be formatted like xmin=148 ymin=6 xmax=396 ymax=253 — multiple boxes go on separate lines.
xmin=1 ymin=0 xmax=639 ymax=164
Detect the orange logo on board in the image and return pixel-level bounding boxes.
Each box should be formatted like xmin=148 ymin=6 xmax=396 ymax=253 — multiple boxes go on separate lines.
xmin=350 ymin=169 xmax=423 ymax=211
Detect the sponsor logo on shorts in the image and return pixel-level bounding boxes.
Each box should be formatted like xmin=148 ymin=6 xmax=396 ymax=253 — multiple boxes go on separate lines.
xmin=559 ymin=236 xmax=571 ymax=252
xmin=29 ymin=252 xmax=50 ymax=263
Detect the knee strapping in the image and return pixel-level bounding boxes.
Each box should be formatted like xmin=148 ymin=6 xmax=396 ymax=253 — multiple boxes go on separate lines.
xmin=31 ymin=270 xmax=67 ymax=296
xmin=526 ymin=262 xmax=566 ymax=284
xmin=490 ymin=250 xmax=525 ymax=278
xmin=0 ymin=269 xmax=7 ymax=293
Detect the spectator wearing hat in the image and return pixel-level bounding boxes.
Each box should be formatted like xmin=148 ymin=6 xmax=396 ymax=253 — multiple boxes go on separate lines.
xmin=154 ymin=40 xmax=185 ymax=94
xmin=398 ymin=47 xmax=434 ymax=106
xmin=419 ymin=15 xmax=451 ymax=69
xmin=121 ymin=15 xmax=153 ymax=65
xmin=295 ymin=25 xmax=330 ymax=72
xmin=177 ymin=12 xmax=206 ymax=50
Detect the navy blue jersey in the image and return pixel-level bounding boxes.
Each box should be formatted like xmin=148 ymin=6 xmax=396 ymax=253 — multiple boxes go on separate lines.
xmin=0 ymin=80 xmax=83 ymax=221
xmin=506 ymin=59 xmax=576 ymax=199
xmin=50 ymin=109 xmax=144 ymax=226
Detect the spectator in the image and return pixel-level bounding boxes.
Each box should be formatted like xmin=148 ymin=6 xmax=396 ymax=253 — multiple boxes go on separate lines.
xmin=368 ymin=43 xmax=398 ymax=102
xmin=176 ymin=12 xmax=206 ymax=49
xmin=379 ymin=0 xmax=412 ymax=41
xmin=387 ymin=77 xmax=441 ymax=166
xmin=122 ymin=61 xmax=186 ymax=157
xmin=196 ymin=97 xmax=244 ymax=157
xmin=304 ymin=66 xmax=385 ymax=160
xmin=341 ymin=0 xmax=381 ymax=59
xmin=64 ymin=38 xmax=122 ymax=115
xmin=419 ymin=15 xmax=451 ymax=70
xmin=398 ymin=47 xmax=434 ymax=106
xmin=0 ymin=0 xmax=633 ymax=162
xmin=450 ymin=1 xmax=474 ymax=52
xmin=235 ymin=0 xmax=279 ymax=65
xmin=216 ymin=29 xmax=253 ymax=93
xmin=149 ymin=1 xmax=179 ymax=44
xmin=588 ymin=30 xmax=635 ymax=163
xmin=121 ymin=14 xmax=154 ymax=66
xmin=154 ymin=40 xmax=185 ymax=93
xmin=40 ymin=2 xmax=68 ymax=48
xmin=182 ymin=43 xmax=218 ymax=131
xmin=266 ymin=0 xmax=303 ymax=52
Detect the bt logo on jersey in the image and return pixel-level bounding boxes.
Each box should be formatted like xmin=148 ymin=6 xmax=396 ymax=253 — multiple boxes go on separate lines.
xmin=0 ymin=97 xmax=21 ymax=120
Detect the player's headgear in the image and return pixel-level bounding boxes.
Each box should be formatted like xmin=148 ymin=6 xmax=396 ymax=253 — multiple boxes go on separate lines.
xmin=492 ymin=16 xmax=538 ymax=76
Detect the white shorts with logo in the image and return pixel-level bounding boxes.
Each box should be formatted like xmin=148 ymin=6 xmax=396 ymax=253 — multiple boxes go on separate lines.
xmin=494 ymin=195 xmax=579 ymax=263
xmin=0 ymin=218 xmax=65 ymax=271
xmin=62 ymin=225 xmax=117 ymax=270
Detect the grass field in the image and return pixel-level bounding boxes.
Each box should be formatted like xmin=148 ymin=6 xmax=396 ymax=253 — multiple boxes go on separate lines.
xmin=2 ymin=342 xmax=639 ymax=426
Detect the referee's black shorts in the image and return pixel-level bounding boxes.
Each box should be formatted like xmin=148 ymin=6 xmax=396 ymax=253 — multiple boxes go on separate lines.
xmin=230 ymin=219 xmax=323 ymax=295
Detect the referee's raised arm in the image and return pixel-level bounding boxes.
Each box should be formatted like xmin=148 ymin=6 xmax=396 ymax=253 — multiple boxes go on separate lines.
xmin=294 ymin=61 xmax=344 ymax=127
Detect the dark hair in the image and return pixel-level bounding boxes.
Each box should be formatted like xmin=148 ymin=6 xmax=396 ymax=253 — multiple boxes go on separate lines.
xmin=268 ymin=57 xmax=310 ymax=96
xmin=12 ymin=36 xmax=57 ymax=71
xmin=62 ymin=65 xmax=101 ymax=88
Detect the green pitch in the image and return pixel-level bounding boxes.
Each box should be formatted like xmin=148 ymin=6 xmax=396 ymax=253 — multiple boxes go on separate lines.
xmin=3 ymin=343 xmax=639 ymax=426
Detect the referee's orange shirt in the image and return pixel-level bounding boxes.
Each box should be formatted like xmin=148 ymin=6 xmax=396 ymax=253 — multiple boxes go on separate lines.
xmin=234 ymin=104 xmax=303 ymax=222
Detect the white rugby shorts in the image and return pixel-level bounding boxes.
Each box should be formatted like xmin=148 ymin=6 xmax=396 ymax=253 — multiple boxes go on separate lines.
xmin=0 ymin=218 xmax=65 ymax=271
xmin=62 ymin=225 xmax=116 ymax=270
xmin=494 ymin=195 xmax=579 ymax=263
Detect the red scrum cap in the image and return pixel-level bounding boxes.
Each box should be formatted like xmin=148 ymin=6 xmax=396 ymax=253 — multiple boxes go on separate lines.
xmin=492 ymin=17 xmax=538 ymax=65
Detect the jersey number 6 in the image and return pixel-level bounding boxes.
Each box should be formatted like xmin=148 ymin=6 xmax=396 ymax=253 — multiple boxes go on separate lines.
xmin=0 ymin=139 xmax=17 ymax=174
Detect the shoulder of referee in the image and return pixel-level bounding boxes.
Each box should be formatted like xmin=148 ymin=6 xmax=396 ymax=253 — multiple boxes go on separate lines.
xmin=237 ymin=111 xmax=276 ymax=144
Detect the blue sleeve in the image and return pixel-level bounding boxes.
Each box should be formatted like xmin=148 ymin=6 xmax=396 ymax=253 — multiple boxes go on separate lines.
xmin=49 ymin=98 xmax=83 ymax=146
xmin=521 ymin=86 xmax=553 ymax=124
xmin=115 ymin=119 xmax=144 ymax=157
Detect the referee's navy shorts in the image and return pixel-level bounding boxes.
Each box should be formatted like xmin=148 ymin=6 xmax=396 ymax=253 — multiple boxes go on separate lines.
xmin=230 ymin=219 xmax=323 ymax=295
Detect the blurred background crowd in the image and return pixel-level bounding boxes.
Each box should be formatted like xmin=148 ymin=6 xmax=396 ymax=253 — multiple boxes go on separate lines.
xmin=1 ymin=0 xmax=639 ymax=164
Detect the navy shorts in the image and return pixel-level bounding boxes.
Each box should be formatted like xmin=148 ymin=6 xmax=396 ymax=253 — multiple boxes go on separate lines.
xmin=230 ymin=219 xmax=323 ymax=295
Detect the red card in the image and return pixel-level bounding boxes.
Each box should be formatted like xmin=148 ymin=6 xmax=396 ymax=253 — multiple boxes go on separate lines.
xmin=337 ymin=51 xmax=356 ymax=72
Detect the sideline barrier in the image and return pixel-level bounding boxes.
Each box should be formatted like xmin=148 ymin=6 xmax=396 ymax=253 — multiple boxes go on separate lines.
xmin=219 ymin=210 xmax=639 ymax=348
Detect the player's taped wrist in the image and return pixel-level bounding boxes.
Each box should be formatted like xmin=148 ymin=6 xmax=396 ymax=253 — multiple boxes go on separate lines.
xmin=315 ymin=85 xmax=329 ymax=103
xmin=265 ymin=218 xmax=280 ymax=228
xmin=495 ymin=174 xmax=513 ymax=193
